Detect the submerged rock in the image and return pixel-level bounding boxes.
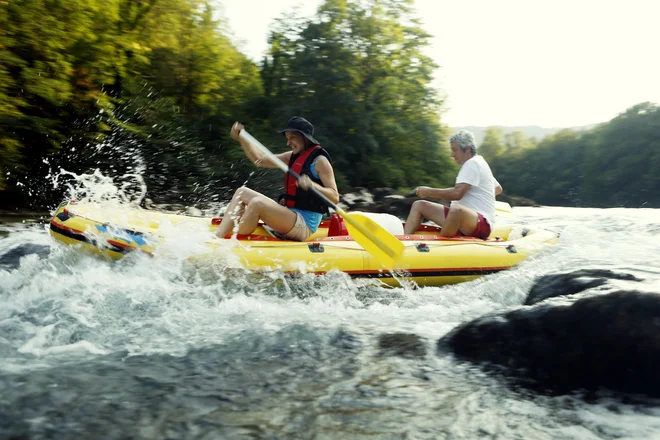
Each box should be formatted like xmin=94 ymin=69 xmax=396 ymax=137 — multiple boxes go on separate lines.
xmin=378 ymin=333 xmax=426 ymax=358
xmin=0 ymin=244 xmax=51 ymax=270
xmin=438 ymin=290 xmax=660 ymax=396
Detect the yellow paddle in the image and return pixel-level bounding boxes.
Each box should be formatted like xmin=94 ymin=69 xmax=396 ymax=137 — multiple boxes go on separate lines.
xmin=239 ymin=130 xmax=404 ymax=268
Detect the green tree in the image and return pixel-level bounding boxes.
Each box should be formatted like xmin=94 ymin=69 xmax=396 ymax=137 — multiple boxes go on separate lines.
xmin=123 ymin=0 xmax=263 ymax=203
xmin=478 ymin=127 xmax=506 ymax=163
xmin=0 ymin=0 xmax=263 ymax=207
xmin=504 ymin=130 xmax=537 ymax=151
xmin=580 ymin=103 xmax=660 ymax=207
xmin=261 ymin=0 xmax=454 ymax=192
xmin=0 ymin=0 xmax=127 ymax=201
xmin=492 ymin=103 xmax=660 ymax=208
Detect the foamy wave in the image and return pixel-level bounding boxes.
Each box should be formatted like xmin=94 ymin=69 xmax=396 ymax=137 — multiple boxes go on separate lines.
xmin=18 ymin=325 xmax=109 ymax=357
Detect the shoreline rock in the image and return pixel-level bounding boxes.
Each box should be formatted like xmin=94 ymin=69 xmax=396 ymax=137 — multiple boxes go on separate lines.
xmin=338 ymin=187 xmax=539 ymax=219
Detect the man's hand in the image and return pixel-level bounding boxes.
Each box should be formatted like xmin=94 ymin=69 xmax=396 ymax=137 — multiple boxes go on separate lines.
xmin=415 ymin=186 xmax=431 ymax=198
xmin=405 ymin=186 xmax=427 ymax=198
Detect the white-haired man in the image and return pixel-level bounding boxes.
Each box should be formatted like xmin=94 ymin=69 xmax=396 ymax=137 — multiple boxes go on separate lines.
xmin=404 ymin=130 xmax=503 ymax=238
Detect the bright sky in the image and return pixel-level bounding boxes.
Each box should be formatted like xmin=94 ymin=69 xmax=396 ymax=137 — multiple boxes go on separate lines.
xmin=216 ymin=0 xmax=660 ymax=128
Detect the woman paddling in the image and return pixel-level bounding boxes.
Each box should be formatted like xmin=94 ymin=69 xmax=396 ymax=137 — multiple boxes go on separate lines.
xmin=215 ymin=117 xmax=339 ymax=241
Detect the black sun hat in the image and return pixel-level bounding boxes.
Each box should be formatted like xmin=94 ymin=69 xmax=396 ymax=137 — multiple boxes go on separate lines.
xmin=278 ymin=116 xmax=319 ymax=145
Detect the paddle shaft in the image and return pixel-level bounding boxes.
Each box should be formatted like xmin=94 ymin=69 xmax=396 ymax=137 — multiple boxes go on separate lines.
xmin=239 ymin=130 xmax=340 ymax=211
xmin=239 ymin=129 xmax=404 ymax=266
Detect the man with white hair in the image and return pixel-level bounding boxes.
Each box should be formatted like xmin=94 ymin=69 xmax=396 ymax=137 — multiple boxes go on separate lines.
xmin=404 ymin=129 xmax=503 ymax=238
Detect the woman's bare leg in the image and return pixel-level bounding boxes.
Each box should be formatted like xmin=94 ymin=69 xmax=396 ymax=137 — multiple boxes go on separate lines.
xmin=215 ymin=187 xmax=249 ymax=238
xmin=236 ymin=196 xmax=297 ymax=235
xmin=215 ymin=186 xmax=298 ymax=237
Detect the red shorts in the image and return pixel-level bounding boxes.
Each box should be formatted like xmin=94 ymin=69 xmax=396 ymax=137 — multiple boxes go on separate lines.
xmin=444 ymin=206 xmax=491 ymax=239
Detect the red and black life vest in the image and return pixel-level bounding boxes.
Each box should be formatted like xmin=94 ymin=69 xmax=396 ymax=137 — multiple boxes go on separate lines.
xmin=280 ymin=145 xmax=331 ymax=214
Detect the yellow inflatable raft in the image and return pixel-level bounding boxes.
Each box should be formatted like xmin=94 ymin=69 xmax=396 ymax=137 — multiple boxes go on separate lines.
xmin=49 ymin=201 xmax=558 ymax=287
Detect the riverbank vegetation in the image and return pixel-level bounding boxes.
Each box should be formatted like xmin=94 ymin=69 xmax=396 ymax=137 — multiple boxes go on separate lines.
xmin=1 ymin=0 xmax=658 ymax=209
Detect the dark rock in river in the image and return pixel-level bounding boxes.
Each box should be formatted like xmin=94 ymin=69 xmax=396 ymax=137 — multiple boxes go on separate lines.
xmin=370 ymin=187 xmax=398 ymax=201
xmin=0 ymin=244 xmax=51 ymax=270
xmin=496 ymin=194 xmax=539 ymax=207
xmin=437 ymin=290 xmax=660 ymax=396
xmin=340 ymin=188 xmax=419 ymax=219
xmin=525 ymin=269 xmax=643 ymax=305
xmin=378 ymin=333 xmax=426 ymax=358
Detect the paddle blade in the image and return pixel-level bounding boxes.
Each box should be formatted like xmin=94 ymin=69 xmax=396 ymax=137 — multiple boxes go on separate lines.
xmin=340 ymin=211 xmax=404 ymax=268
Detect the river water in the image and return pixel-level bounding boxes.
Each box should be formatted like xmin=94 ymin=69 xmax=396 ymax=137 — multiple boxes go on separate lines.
xmin=1 ymin=205 xmax=660 ymax=439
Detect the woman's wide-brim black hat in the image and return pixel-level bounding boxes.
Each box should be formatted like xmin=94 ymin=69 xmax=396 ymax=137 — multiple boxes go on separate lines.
xmin=278 ymin=116 xmax=319 ymax=145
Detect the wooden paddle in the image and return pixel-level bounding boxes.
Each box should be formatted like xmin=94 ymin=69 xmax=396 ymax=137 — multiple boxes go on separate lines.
xmin=239 ymin=130 xmax=404 ymax=268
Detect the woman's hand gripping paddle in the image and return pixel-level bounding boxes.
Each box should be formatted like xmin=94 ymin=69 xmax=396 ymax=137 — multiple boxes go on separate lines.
xmin=239 ymin=130 xmax=404 ymax=268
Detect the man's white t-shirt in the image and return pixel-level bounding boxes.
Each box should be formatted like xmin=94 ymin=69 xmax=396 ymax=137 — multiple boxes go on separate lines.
xmin=450 ymin=155 xmax=500 ymax=226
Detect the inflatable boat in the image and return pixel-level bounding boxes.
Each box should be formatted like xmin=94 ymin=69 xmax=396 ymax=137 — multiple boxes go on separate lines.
xmin=49 ymin=201 xmax=559 ymax=287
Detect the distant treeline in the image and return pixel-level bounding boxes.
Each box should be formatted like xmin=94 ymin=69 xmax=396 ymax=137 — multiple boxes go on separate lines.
xmin=480 ymin=102 xmax=660 ymax=208
xmin=0 ymin=0 xmax=658 ymax=210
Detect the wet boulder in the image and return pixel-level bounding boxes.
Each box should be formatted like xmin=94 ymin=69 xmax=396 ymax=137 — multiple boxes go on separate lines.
xmin=496 ymin=194 xmax=538 ymax=207
xmin=340 ymin=188 xmax=416 ymax=219
xmin=370 ymin=187 xmax=398 ymax=201
xmin=0 ymin=244 xmax=51 ymax=270
xmin=437 ymin=290 xmax=660 ymax=396
xmin=525 ymin=269 xmax=642 ymax=305
xmin=339 ymin=187 xmax=374 ymax=210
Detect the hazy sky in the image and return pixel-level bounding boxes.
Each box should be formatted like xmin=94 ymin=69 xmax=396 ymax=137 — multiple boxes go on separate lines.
xmin=217 ymin=0 xmax=660 ymax=128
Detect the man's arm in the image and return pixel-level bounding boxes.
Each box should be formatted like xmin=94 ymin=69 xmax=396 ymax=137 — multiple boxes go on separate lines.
xmin=417 ymin=183 xmax=470 ymax=201
xmin=493 ymin=176 xmax=503 ymax=195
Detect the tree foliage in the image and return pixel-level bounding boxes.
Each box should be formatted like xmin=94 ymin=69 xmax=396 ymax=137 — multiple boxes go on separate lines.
xmin=261 ymin=0 xmax=454 ymax=191
xmin=0 ymin=0 xmax=261 ymax=206
xmin=487 ymin=103 xmax=660 ymax=208
xmin=1 ymin=0 xmax=658 ymax=210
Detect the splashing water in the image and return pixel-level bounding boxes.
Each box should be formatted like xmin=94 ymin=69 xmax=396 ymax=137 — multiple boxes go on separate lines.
xmin=53 ymin=168 xmax=149 ymax=207
xmin=2 ymin=178 xmax=660 ymax=438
